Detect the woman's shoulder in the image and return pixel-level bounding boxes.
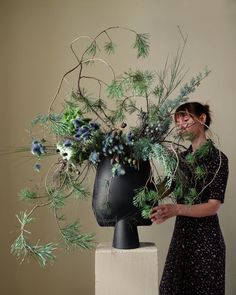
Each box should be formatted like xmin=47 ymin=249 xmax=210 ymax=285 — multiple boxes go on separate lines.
xmin=211 ymin=142 xmax=228 ymax=164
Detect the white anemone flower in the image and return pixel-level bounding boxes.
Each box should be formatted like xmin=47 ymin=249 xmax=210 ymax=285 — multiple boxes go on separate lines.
xmin=56 ymin=142 xmax=74 ymax=161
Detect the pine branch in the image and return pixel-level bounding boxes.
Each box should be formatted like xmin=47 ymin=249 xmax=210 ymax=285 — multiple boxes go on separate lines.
xmin=18 ymin=188 xmax=38 ymax=202
xmin=11 ymin=211 xmax=57 ymax=266
xmin=104 ymin=41 xmax=116 ymax=54
xmin=85 ymin=41 xmax=98 ymax=56
xmin=48 ymin=188 xmax=65 ymax=209
xmin=72 ymin=183 xmax=90 ymax=200
xmin=133 ymin=33 xmax=150 ymax=58
xmin=60 ymin=221 xmax=95 ymax=249
xmin=11 ymin=235 xmax=57 ymax=267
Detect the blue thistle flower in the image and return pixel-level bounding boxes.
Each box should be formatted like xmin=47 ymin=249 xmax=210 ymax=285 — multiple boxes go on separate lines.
xmin=74 ymin=126 xmax=90 ymax=140
xmin=80 ymin=131 xmax=90 ymax=139
xmin=79 ymin=126 xmax=90 ymax=133
xmin=64 ymin=140 xmax=72 ymax=147
xmin=89 ymin=122 xmax=100 ymax=130
xmin=31 ymin=140 xmax=45 ymax=157
xmin=34 ymin=163 xmax=41 ymax=172
xmin=74 ymin=118 xmax=83 ymax=128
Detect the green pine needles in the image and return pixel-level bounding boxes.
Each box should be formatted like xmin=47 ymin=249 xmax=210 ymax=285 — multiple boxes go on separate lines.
xmin=61 ymin=221 xmax=95 ymax=250
xmin=133 ymin=33 xmax=150 ymax=58
xmin=11 ymin=211 xmax=57 ymax=266
xmin=11 ymin=26 xmax=211 ymax=266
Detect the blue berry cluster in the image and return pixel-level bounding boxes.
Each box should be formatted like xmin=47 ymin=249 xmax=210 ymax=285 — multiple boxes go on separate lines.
xmin=102 ymin=132 xmax=125 ymax=157
xmin=144 ymin=119 xmax=170 ymax=141
xmin=89 ymin=151 xmax=100 ymax=164
xmin=99 ymin=127 xmax=137 ymax=176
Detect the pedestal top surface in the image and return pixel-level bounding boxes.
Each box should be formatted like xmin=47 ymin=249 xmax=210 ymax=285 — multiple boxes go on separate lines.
xmin=96 ymin=242 xmax=157 ymax=253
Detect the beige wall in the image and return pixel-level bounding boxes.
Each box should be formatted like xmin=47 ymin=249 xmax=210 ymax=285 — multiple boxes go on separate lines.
xmin=1 ymin=0 xmax=235 ymax=294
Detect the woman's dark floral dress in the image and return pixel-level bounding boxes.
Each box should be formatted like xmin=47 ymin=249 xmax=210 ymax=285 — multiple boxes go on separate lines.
xmin=160 ymin=141 xmax=229 ymax=295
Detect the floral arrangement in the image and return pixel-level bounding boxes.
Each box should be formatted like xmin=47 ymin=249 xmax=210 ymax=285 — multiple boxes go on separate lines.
xmin=11 ymin=26 xmax=210 ymax=266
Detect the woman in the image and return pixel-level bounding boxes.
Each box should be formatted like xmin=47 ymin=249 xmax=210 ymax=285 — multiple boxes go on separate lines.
xmin=151 ymin=102 xmax=229 ymax=295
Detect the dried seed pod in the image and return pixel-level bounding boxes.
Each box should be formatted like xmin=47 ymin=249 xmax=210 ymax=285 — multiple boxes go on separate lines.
xmin=111 ymin=130 xmax=117 ymax=137
xmin=117 ymin=130 xmax=123 ymax=136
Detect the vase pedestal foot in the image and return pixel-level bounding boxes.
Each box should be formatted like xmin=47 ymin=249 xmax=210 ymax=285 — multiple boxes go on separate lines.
xmin=112 ymin=219 xmax=139 ymax=249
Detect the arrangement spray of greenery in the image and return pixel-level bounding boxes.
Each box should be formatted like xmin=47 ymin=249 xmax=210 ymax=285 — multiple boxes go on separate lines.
xmin=11 ymin=26 xmax=211 ymax=266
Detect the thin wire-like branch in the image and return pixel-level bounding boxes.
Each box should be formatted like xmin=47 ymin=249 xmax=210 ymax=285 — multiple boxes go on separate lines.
xmin=48 ymin=63 xmax=81 ymax=114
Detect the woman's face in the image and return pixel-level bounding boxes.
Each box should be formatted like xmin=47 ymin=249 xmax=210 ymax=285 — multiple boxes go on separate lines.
xmin=175 ymin=111 xmax=204 ymax=140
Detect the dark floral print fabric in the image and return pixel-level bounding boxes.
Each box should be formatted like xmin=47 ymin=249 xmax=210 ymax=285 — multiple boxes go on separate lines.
xmin=160 ymin=143 xmax=229 ymax=295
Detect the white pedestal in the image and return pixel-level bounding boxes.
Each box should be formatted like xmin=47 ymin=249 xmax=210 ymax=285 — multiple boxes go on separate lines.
xmin=95 ymin=242 xmax=158 ymax=295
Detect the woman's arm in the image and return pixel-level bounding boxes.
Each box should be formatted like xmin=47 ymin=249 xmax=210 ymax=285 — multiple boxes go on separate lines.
xmin=150 ymin=199 xmax=221 ymax=224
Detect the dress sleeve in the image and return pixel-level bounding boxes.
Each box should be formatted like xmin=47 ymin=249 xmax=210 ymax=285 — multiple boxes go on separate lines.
xmin=206 ymin=152 xmax=229 ymax=203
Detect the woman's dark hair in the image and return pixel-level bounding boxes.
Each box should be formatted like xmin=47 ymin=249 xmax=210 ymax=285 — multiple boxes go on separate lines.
xmin=174 ymin=102 xmax=211 ymax=130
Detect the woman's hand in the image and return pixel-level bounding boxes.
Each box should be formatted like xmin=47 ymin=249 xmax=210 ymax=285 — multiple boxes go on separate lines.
xmin=150 ymin=204 xmax=179 ymax=224
xmin=150 ymin=199 xmax=221 ymax=223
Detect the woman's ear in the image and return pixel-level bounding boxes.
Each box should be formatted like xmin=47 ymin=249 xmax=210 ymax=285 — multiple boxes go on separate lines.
xmin=199 ymin=113 xmax=207 ymax=126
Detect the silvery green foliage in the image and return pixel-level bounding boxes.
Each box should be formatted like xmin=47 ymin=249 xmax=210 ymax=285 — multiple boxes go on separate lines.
xmin=152 ymin=143 xmax=177 ymax=188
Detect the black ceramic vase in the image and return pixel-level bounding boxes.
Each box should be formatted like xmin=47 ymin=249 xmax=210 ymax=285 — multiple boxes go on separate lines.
xmin=92 ymin=157 xmax=154 ymax=249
